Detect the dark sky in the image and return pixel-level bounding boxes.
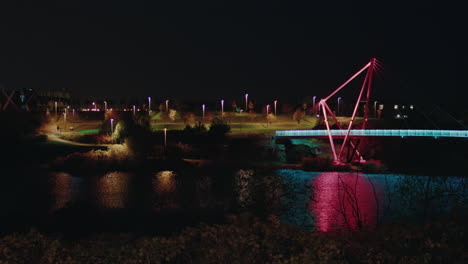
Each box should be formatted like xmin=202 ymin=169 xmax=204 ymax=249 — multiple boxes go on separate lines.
xmin=0 ymin=0 xmax=466 ymax=103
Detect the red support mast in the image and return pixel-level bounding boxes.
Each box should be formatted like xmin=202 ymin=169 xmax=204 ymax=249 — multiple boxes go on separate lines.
xmin=316 ymin=58 xmax=379 ymax=164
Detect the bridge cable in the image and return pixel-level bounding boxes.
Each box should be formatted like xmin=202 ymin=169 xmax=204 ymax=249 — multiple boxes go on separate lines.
xmin=416 ymin=106 xmax=440 ymax=129
xmin=434 ymin=106 xmax=468 ymax=129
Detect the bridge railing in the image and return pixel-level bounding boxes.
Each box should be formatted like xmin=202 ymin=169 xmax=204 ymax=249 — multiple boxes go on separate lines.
xmin=275 ymin=129 xmax=468 ymax=138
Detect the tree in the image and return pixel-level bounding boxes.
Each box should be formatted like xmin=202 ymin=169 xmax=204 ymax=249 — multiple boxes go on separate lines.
xmin=209 ymin=118 xmax=231 ymax=137
xmin=293 ymin=108 xmax=305 ymax=124
xmin=248 ymin=101 xmax=255 ymax=113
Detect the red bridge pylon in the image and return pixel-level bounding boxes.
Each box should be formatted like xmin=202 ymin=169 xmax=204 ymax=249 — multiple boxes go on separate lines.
xmin=315 ymin=58 xmax=382 ymax=164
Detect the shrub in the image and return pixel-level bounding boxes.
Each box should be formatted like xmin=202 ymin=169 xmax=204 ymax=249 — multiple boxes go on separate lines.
xmin=1 ymin=214 xmax=468 ymax=263
xmin=362 ymin=160 xmax=388 ymax=173
xmin=301 ymin=156 xmax=333 ymax=171
xmin=208 ymin=118 xmax=231 ymax=137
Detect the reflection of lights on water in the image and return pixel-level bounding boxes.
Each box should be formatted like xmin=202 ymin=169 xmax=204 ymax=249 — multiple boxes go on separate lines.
xmin=311 ymin=172 xmax=380 ymax=232
xmin=49 ymin=172 xmax=72 ymax=211
xmin=96 ymin=172 xmax=131 ymax=208
xmin=153 ymin=171 xmax=176 ymax=193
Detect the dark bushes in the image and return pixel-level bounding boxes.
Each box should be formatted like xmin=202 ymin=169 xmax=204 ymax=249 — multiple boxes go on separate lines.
xmin=1 ymin=213 xmax=467 ymax=263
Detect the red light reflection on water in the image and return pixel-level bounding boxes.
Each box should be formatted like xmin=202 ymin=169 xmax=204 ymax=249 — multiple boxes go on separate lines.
xmin=311 ymin=172 xmax=381 ymax=232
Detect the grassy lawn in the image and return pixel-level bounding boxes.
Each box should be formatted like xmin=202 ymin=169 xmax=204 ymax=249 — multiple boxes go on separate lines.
xmin=72 ymin=115 xmax=363 ymax=136
xmin=76 ymin=129 xmax=100 ymax=134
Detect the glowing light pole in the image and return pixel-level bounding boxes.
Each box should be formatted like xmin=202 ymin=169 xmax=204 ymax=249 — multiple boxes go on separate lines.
xmin=221 ymin=99 xmax=224 ymax=119
xmin=54 ymin=101 xmax=58 ymax=117
xmin=337 ymin=97 xmax=342 ymax=116
xmin=374 ymin=100 xmax=378 ymax=118
xmin=92 ymin=102 xmax=97 ymax=111
xmin=148 ymin=97 xmax=151 ymax=113
xmin=72 ymin=108 xmax=75 ymax=117
xmin=110 ymin=118 xmax=114 ymax=135
xmin=266 ymin=104 xmax=270 ymax=115
xmin=132 ymin=105 xmax=136 ymax=116
xmin=104 ymin=101 xmax=107 ymax=112
xmin=63 ymin=110 xmax=67 ymax=132
xmin=313 ymin=96 xmax=316 ymax=109
xmin=202 ymin=104 xmax=205 ymax=120
xmin=245 ymin=93 xmax=248 ymax=111
xmin=165 ymin=100 xmax=169 ymax=112
xmin=274 ymin=100 xmax=277 ymax=116
xmin=164 ymin=128 xmax=167 ymax=148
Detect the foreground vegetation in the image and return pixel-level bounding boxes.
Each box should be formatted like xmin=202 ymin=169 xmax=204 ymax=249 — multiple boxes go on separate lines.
xmin=1 ymin=211 xmax=467 ymax=264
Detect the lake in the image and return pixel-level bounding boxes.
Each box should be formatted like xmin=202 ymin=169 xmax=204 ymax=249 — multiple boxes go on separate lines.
xmin=1 ymin=169 xmax=466 ymax=234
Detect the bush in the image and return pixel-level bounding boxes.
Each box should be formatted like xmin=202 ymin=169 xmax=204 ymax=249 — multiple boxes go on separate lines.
xmin=58 ymin=132 xmax=104 ymax=144
xmin=208 ymin=118 xmax=231 ymax=137
xmin=301 ymin=156 xmax=333 ymax=171
xmin=2 ymin=215 xmax=467 ymax=263
xmin=285 ymin=144 xmax=315 ymax=163
xmin=53 ymin=144 xmax=133 ymax=171
xmin=362 ymin=160 xmax=388 ymax=173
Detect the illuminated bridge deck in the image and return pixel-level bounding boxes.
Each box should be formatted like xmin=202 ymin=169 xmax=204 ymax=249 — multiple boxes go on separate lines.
xmin=275 ymin=129 xmax=468 ymax=138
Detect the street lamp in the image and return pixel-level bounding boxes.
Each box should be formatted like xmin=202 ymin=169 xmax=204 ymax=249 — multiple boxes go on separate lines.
xmin=63 ymin=110 xmax=67 ymax=132
xmin=202 ymin=104 xmax=205 ymax=120
xmin=313 ymin=96 xmax=316 ymax=109
xmin=54 ymin=101 xmax=58 ymax=116
xmin=221 ymin=99 xmax=224 ymax=119
xmin=165 ymin=100 xmax=169 ymax=112
xmin=92 ymin=102 xmax=97 ymax=111
xmin=266 ymin=105 xmax=270 ymax=115
xmin=164 ymin=128 xmax=167 ymax=148
xmin=148 ymin=97 xmax=151 ymax=113
xmin=337 ymin=97 xmax=342 ymax=116
xmin=274 ymin=100 xmax=277 ymax=116
xmin=110 ymin=118 xmax=114 ymax=135
xmin=374 ymin=100 xmax=378 ymax=118
xmin=245 ymin=93 xmax=248 ymax=111
xmin=132 ymin=105 xmax=136 ymax=116
xmin=72 ymin=108 xmax=75 ymax=117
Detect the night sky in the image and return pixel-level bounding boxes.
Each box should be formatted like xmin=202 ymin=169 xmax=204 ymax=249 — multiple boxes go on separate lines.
xmin=0 ymin=1 xmax=465 ymax=103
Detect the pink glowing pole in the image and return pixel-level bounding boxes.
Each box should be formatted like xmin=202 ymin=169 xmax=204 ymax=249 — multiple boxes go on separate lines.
xmin=362 ymin=58 xmax=376 ymax=129
xmin=323 ymin=102 xmax=343 ymax=129
xmin=318 ymin=58 xmax=378 ymax=163
xmin=323 ymin=62 xmax=371 ymax=102
xmin=323 ymin=101 xmax=364 ymax=161
xmin=338 ymin=70 xmax=370 ymax=161
xmin=266 ymin=104 xmax=270 ymax=115
xmin=320 ymin=100 xmax=338 ymax=162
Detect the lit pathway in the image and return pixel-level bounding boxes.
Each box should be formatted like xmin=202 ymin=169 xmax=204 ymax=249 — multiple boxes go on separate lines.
xmin=47 ymin=133 xmax=110 ymax=147
xmin=275 ymin=129 xmax=468 ymax=138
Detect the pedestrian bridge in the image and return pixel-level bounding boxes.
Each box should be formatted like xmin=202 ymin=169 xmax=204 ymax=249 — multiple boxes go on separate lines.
xmin=275 ymin=129 xmax=468 ymax=138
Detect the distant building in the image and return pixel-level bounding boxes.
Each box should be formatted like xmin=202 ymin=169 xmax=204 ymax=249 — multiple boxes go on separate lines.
xmin=0 ymin=87 xmax=72 ymax=112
